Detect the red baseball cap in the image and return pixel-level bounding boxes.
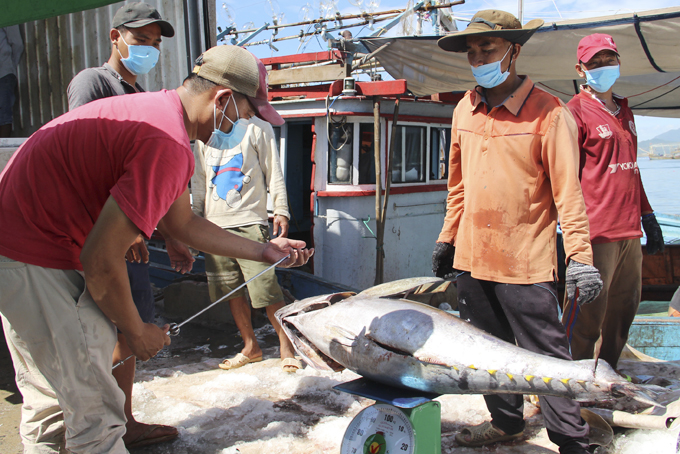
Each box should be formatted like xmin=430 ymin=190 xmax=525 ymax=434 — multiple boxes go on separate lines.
xmin=577 ymin=33 xmax=619 ymax=63
xmin=247 ymin=56 xmax=284 ymax=126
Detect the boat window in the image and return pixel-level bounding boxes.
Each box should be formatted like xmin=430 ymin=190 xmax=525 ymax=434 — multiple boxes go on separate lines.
xmin=430 ymin=127 xmax=451 ymax=181
xmin=392 ymin=126 xmax=426 ymax=183
xmin=328 ymin=117 xmax=353 ymax=184
xmin=358 ymin=123 xmax=376 ymax=184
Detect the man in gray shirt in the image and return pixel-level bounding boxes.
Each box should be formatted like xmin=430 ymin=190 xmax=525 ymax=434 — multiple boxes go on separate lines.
xmin=66 ymin=2 xmax=189 ymax=449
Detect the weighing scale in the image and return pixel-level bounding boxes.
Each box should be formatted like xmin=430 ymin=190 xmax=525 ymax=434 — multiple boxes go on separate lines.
xmin=334 ymin=378 xmax=442 ymax=454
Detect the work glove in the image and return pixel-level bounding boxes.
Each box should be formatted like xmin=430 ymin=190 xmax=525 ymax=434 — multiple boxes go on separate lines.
xmin=565 ymin=260 xmax=603 ymax=306
xmin=642 ymin=213 xmax=665 ymax=255
xmin=432 ymin=242 xmax=456 ymax=278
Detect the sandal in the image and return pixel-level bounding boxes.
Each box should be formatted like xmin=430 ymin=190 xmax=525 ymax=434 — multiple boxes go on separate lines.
xmin=455 ymin=421 xmax=523 ymax=447
xmin=281 ymin=357 xmax=303 ymax=373
xmin=218 ymin=353 xmax=263 ymax=370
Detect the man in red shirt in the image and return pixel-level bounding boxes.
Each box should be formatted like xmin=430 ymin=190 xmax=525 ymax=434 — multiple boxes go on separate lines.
xmin=0 ymin=45 xmax=312 ymax=454
xmin=68 ymin=4 xmax=185 ymax=447
xmin=562 ymin=34 xmax=664 ymax=372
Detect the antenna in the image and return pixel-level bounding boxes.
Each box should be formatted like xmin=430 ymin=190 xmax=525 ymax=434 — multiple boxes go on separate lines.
xmin=518 ymin=0 xmax=523 ymax=23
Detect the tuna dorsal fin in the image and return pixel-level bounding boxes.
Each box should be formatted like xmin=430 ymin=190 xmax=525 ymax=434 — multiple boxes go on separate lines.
xmin=357 ymin=277 xmax=445 ymax=299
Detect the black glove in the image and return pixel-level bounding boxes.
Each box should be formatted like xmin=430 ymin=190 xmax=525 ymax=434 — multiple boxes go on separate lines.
xmin=642 ymin=213 xmax=665 ymax=255
xmin=565 ymin=260 xmax=603 ymax=306
xmin=432 ymin=242 xmax=455 ymax=278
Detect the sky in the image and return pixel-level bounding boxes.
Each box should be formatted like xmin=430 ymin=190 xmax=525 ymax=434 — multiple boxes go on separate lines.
xmin=216 ymin=0 xmax=680 ymax=142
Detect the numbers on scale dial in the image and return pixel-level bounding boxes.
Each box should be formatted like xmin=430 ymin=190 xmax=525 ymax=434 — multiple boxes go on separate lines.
xmin=340 ymin=404 xmax=415 ymax=454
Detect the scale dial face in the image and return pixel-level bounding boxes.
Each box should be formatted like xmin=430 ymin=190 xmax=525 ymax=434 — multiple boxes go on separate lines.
xmin=341 ymin=403 xmax=415 ymax=454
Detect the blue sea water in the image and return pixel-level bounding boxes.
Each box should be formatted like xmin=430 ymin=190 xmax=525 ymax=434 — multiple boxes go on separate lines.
xmin=638 ymin=158 xmax=680 ymax=216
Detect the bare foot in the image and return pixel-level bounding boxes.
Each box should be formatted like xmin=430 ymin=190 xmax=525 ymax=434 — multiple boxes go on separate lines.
xmin=241 ymin=348 xmax=263 ymax=360
xmin=123 ymin=420 xmax=178 ymax=448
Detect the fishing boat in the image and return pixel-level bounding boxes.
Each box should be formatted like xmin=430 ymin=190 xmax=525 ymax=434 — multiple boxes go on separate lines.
xmin=649 ymin=143 xmax=680 ymax=160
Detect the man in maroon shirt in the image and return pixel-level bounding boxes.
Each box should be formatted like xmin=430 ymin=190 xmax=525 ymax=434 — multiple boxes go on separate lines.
xmin=0 ymin=45 xmax=312 ymax=454
xmin=562 ymin=34 xmax=664 ymax=372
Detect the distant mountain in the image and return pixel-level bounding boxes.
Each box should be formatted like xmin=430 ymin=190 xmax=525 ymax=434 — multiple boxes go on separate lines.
xmin=638 ymin=127 xmax=680 ymax=155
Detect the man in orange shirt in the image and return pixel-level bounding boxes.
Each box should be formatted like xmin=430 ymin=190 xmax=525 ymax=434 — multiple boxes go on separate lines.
xmin=432 ymin=10 xmax=602 ymax=453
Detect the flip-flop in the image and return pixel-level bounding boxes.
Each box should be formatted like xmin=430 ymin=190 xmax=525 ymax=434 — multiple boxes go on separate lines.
xmin=281 ymin=357 xmax=303 ymax=373
xmin=218 ymin=353 xmax=263 ymax=370
xmin=455 ymin=421 xmax=523 ymax=447
xmin=125 ymin=424 xmax=178 ymax=449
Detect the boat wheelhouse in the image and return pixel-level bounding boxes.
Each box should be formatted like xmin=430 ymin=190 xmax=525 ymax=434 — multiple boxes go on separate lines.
xmin=261 ymin=51 xmax=460 ymax=290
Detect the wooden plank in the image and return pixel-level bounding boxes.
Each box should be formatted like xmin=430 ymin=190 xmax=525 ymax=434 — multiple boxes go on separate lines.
xmin=269 ymin=64 xmax=346 ymax=86
xmin=269 ymin=83 xmax=332 ymax=100
xmin=642 ymin=244 xmax=670 ymax=286
xmin=58 ymin=14 xmax=73 ymax=113
xmin=262 ymin=50 xmax=346 ymax=66
xmin=46 ymin=16 xmax=64 ymax=117
xmin=26 ymin=22 xmax=42 ymax=133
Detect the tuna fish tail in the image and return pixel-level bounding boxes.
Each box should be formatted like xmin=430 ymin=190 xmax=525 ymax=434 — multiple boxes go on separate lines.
xmin=610 ymin=383 xmax=663 ymax=409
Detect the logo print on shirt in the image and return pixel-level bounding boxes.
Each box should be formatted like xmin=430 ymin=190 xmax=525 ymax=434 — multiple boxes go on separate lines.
xmin=608 ymin=161 xmax=639 ymax=174
xmin=629 ymin=121 xmax=637 ymax=136
xmin=596 ymin=124 xmax=613 ymax=139
xmin=209 ymin=151 xmax=251 ymax=207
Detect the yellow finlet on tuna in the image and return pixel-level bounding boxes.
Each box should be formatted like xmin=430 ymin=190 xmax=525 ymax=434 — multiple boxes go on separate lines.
xmin=524 ymin=375 xmax=534 ymax=382
xmin=543 ymin=377 xmax=552 ymax=384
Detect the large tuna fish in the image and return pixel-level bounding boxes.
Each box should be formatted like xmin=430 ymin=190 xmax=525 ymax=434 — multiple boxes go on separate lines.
xmin=275 ymin=278 xmax=659 ymax=407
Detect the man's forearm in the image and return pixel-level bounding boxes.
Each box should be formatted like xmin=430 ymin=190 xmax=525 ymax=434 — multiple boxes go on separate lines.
xmin=163 ymin=213 xmax=267 ymax=261
xmin=82 ymin=255 xmax=145 ymax=338
xmin=160 ymin=189 xmax=269 ymax=261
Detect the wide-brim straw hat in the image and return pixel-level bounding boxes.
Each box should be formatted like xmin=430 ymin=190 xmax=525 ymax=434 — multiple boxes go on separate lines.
xmin=438 ymin=10 xmax=544 ymax=53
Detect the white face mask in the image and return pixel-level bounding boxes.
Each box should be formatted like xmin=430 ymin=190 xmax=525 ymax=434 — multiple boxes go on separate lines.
xmin=205 ymin=95 xmax=250 ymax=150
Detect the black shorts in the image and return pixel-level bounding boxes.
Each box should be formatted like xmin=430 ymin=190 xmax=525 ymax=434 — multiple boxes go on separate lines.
xmin=126 ymin=261 xmax=155 ymax=323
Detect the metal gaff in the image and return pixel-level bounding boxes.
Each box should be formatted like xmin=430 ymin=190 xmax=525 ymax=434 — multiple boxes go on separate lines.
xmin=112 ymin=254 xmax=290 ymax=370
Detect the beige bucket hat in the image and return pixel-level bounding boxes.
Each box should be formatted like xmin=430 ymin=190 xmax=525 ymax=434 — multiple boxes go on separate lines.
xmin=438 ymin=10 xmax=544 ymax=53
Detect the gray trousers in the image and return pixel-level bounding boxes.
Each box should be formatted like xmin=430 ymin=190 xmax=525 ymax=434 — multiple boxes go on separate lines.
xmin=457 ymin=273 xmax=589 ymax=452
xmin=0 ymin=256 xmax=127 ymax=453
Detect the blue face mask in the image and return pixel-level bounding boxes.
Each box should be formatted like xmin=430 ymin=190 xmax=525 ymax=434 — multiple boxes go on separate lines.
xmin=470 ymin=45 xmax=513 ymax=89
xmin=583 ymin=64 xmax=620 ymax=93
xmin=118 ymin=33 xmax=160 ymax=76
xmin=206 ymin=95 xmax=250 ymax=150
